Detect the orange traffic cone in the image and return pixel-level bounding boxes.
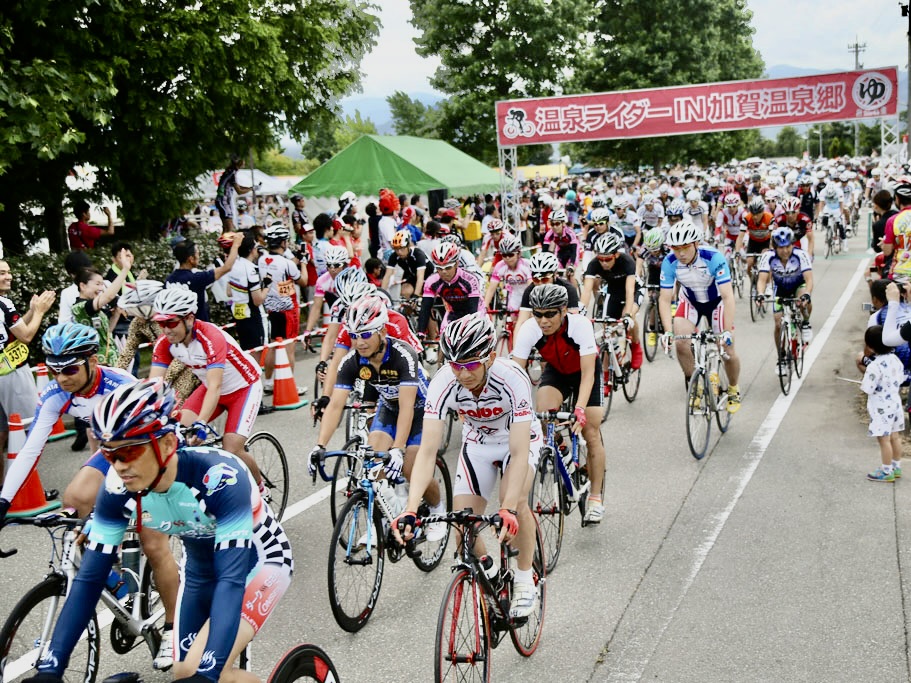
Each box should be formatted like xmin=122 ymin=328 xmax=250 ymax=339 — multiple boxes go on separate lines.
xmin=271 ymin=338 xmax=308 ymax=410
xmin=36 ymin=364 xmax=75 ymax=442
xmin=6 ymin=413 xmax=61 ymax=517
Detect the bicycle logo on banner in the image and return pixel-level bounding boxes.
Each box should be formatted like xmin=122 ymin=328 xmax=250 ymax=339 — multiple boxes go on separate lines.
xmin=502 ymin=107 xmax=536 ymax=139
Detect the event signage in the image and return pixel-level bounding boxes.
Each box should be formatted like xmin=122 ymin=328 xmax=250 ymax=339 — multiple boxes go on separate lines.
xmin=495 ymin=67 xmax=898 ymax=146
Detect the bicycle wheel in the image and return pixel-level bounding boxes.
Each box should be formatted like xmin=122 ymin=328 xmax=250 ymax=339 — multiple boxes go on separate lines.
xmin=600 ymin=347 xmax=613 ymax=421
xmin=0 ymin=575 xmax=100 ymax=683
xmin=434 ymin=569 xmax=490 ymax=683
xmin=494 ymin=331 xmax=510 ymax=361
xmin=793 ymin=329 xmax=806 ymax=378
xmin=825 ymin=229 xmax=833 ymax=259
xmin=685 ymin=370 xmax=711 ymax=460
xmin=267 ymin=643 xmax=340 ymax=683
xmin=778 ymin=325 xmax=793 ymax=396
xmin=507 ymin=518 xmax=546 ymax=657
xmin=735 ymin=262 xmax=745 ymax=300
xmin=327 ymin=491 xmax=386 ymax=632
xmin=438 ymin=409 xmax=456 ymax=457
xmin=749 ymin=281 xmax=758 ymax=322
xmin=642 ymin=300 xmax=659 ymax=363
xmin=246 ymin=432 xmax=289 ymax=520
xmin=412 ymin=457 xmax=453 ymax=573
xmin=527 ymin=447 xmax=564 ymax=574
xmin=621 ymin=343 xmax=640 ymax=403
xmin=329 ymin=449 xmax=362 ymax=526
xmin=574 ymin=439 xmax=591 ymax=524
xmin=714 ymin=360 xmax=732 ymax=434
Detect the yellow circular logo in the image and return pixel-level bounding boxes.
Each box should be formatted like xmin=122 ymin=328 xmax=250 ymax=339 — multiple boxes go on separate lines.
xmin=359 ymin=366 xmax=372 ymax=380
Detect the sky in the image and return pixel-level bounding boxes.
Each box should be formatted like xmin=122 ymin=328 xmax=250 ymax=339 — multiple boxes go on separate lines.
xmin=350 ymin=0 xmax=908 ymax=99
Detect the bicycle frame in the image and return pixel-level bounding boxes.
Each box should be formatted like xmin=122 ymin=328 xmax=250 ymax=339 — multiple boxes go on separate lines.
xmin=540 ymin=413 xmax=584 ymax=504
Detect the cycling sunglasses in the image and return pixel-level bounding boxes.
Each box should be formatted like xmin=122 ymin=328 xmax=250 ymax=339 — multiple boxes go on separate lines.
xmin=349 ymin=330 xmax=377 ymax=340
xmin=532 ymin=309 xmax=561 ymax=319
xmin=101 ymin=439 xmax=152 ymax=464
xmin=531 ymin=274 xmax=554 ymax=283
xmin=47 ymin=359 xmax=87 ymax=376
xmin=597 ymin=253 xmax=618 ymax=261
xmin=450 ymin=357 xmax=485 ymax=372
xmin=158 ymin=318 xmax=184 ymax=329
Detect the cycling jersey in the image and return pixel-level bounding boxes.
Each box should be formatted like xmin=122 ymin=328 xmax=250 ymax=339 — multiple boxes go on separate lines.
xmin=584 ymin=252 xmax=638 ymax=298
xmin=660 ymin=246 xmax=730 ymax=305
xmin=152 ymin=320 xmax=261 ymax=394
xmin=512 ymin=313 xmax=597 ymax=375
xmin=715 ymin=208 xmax=744 ymax=237
xmin=774 ymin=213 xmax=814 ymax=242
xmin=0 ymin=366 xmax=135 ymax=503
xmin=489 ymin=259 xmax=532 ymax=311
xmin=313 ymin=271 xmax=339 ymax=302
xmin=418 ymin=268 xmax=482 ymax=332
xmin=819 ymin=187 xmax=844 ymax=216
xmin=335 ymin=336 xmax=428 ymax=407
xmin=884 ymin=208 xmax=911 ymax=277
xmin=757 ymin=247 xmax=811 ymax=296
xmin=258 ymin=252 xmax=301 ymax=313
xmin=519 ymin=278 xmax=580 ymax=311
xmin=610 ymin=212 xmax=641 ymax=239
xmin=742 ymin=211 xmax=774 ymax=243
xmin=424 ymin=358 xmax=541 ymax=447
xmin=387 ymin=248 xmax=432 ymax=287
xmin=685 ymin=202 xmax=709 ymax=221
xmin=39 ymin=449 xmax=292 ymax=683
xmin=542 ymin=228 xmax=581 ymax=267
xmin=637 ymin=204 xmax=664 ymax=229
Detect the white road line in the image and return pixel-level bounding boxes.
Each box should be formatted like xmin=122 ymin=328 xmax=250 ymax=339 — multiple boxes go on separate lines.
xmin=605 ymin=256 xmax=869 ymax=682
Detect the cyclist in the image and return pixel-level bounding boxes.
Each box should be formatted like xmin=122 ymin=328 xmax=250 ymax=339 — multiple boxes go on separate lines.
xmin=484 ymin=234 xmax=531 ymax=322
xmin=305 ymin=244 xmax=351 ymax=333
xmin=418 ymin=242 xmax=482 ymax=338
xmin=21 ymin=379 xmax=292 ymax=683
xmin=308 ymin=296 xmax=446 ymax=535
xmin=476 ymin=218 xmax=510 ymax=268
xmin=511 ymin=285 xmax=607 ymax=525
xmin=383 ymin=229 xmax=432 ymax=301
xmin=715 ymin=193 xmax=744 ymax=250
xmin=581 ymin=232 xmax=644 ymax=369
xmin=582 ymin=207 xmax=624 ymax=273
xmin=541 ymin=208 xmax=582 ymax=279
xmin=638 ymin=227 xmax=669 ymax=288
xmin=817 ymin=183 xmax=848 ymax=252
xmin=737 ymin=196 xmax=774 ymax=281
xmin=685 ymin=190 xmax=711 ymax=243
xmin=658 ymin=221 xmax=742 ymax=413
xmin=755 ymin=227 xmax=814 ymax=375
xmin=148 ymin=285 xmax=265 ymax=486
xmin=516 ymin=251 xmax=580 ymax=330
xmin=609 ymin=199 xmax=642 ymax=250
xmin=776 ymin=196 xmax=815 ymax=259
xmin=797 ymin=175 xmax=817 ymax=220
xmin=393 ymin=314 xmax=542 ymax=618
xmin=0 ymin=323 xmax=179 ymax=671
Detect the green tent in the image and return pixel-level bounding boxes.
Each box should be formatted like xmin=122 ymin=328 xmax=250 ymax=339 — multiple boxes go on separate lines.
xmin=289 ymin=135 xmax=502 ymax=198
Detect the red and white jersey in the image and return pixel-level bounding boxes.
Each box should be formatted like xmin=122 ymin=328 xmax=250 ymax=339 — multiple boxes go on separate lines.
xmin=152 ymin=320 xmax=261 ymax=394
xmin=423 ymin=357 xmax=540 ymax=446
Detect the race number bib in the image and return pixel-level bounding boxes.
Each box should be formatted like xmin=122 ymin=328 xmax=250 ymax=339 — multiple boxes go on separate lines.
xmin=0 ymin=340 xmax=28 ymax=376
xmin=232 ymin=303 xmax=249 ymax=320
xmin=277 ymin=280 xmax=295 ymax=298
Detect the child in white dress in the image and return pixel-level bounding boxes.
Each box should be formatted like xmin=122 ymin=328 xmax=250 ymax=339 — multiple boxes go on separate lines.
xmin=862 ymin=325 xmax=906 ymax=482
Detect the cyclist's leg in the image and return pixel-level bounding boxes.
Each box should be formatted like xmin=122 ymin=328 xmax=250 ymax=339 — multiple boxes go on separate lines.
xmin=672 ymin=300 xmax=699 ymax=382
xmin=498 ymin=448 xmax=537 ymax=572
xmin=710 ymin=303 xmax=740 ymax=386
xmin=452 ymin=442 xmax=498 ymax=558
xmin=62 ymin=453 xmax=106 ymax=516
xmin=221 ymin=383 xmax=264 ymax=482
xmin=138 ymin=526 xmax=179 ymax=623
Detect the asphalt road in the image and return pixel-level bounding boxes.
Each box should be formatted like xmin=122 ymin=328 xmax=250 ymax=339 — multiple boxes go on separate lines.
xmin=1 ymin=232 xmax=903 ymax=683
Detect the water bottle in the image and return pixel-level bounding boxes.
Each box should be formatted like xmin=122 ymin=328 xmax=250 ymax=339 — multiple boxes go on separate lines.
xmin=709 ymin=371 xmax=719 ymax=396
xmin=375 ymin=479 xmax=398 ymax=519
xmin=479 ymin=555 xmax=498 ymax=582
xmin=392 ymin=482 xmax=409 ymax=518
xmin=106 ymin=568 xmax=130 ymax=600
xmin=120 ymin=536 xmax=141 ymax=593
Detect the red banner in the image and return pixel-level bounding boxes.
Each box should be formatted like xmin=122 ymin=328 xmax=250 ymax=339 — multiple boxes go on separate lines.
xmin=495 ymin=67 xmax=898 ymax=147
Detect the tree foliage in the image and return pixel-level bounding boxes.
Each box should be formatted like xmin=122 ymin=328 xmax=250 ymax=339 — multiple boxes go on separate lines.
xmin=387 ymin=91 xmax=440 ymax=138
xmin=253 ymin=149 xmax=320 ymax=177
xmin=0 ymin=0 xmax=380 ymax=254
xmin=333 ymin=111 xmax=379 ymax=151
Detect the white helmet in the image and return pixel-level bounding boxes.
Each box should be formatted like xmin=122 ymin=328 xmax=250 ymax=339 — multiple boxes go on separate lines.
xmin=612 ymin=199 xmax=629 ymax=212
xmin=686 ymin=190 xmax=701 ymax=202
xmin=549 ymin=208 xmax=567 ymax=223
xmin=590 ymin=207 xmax=611 ymax=223
xmin=665 ymin=220 xmax=701 ymax=247
xmin=324 ymin=245 xmax=350 ymax=268
xmin=785 ymin=170 xmax=799 ymax=183
xmin=528 ymin=251 xmax=560 ymax=277
xmin=152 ymin=284 xmax=198 ymax=320
xmin=118 ymin=280 xmax=164 ymax=319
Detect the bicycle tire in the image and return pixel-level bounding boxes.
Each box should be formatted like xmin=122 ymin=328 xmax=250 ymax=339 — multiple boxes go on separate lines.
xmin=794 ymin=331 xmax=806 ymax=378
xmin=527 ymin=447 xmax=564 ymax=574
xmin=267 ymin=643 xmax=341 ymax=683
xmin=685 ymin=370 xmax=711 ymax=459
xmin=412 ymin=457 xmax=453 ymax=573
xmin=507 ymin=517 xmax=546 ymax=657
xmin=438 ymin=409 xmax=456 ymax=457
xmin=642 ymin=300 xmax=659 ymax=362
xmin=621 ymin=340 xmax=640 ymax=403
xmin=0 ymin=574 xmax=100 ymax=683
xmin=434 ymin=569 xmax=490 ymax=683
xmin=749 ymin=281 xmax=758 ymax=322
xmin=575 ymin=440 xmax=590 ymax=523
xmin=825 ymin=229 xmax=833 ymax=259
xmin=139 ymin=536 xmax=182 ymax=621
xmin=327 ymin=491 xmax=386 ymax=632
xmin=714 ymin=360 xmax=732 ymax=434
xmin=778 ymin=325 xmax=793 ymax=396
xmin=735 ymin=261 xmax=745 ymax=300
xmin=494 ymin=331 xmax=510 ymax=361
xmin=329 ymin=449 xmax=361 ymax=527
xmin=600 ymin=347 xmax=613 ymax=421
xmin=246 ymin=432 xmax=290 ymax=520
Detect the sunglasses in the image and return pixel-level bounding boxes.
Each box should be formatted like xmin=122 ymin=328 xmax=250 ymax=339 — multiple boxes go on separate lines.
xmin=532 ymin=309 xmax=561 ymax=319
xmin=438 ymin=264 xmax=457 ymax=271
xmin=48 ymin=359 xmax=86 ymax=376
xmin=349 ymin=330 xmax=377 ymax=340
xmin=158 ymin=317 xmax=185 ymax=329
xmin=597 ymin=254 xmax=617 ymax=261
xmin=450 ymin=358 xmax=485 ymax=372
xmin=503 ymin=251 xmax=519 ymax=257
xmin=101 ymin=439 xmax=152 ymax=464
xmin=550 ymin=222 xmax=565 ymax=226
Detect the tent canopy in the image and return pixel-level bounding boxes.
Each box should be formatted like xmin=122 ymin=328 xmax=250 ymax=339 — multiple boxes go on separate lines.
xmin=289 ymin=135 xmax=501 ymax=199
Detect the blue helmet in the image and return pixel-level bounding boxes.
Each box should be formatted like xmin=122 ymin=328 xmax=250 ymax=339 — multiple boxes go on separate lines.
xmin=771 ymin=226 xmax=794 ymax=247
xmin=666 ymin=199 xmax=687 ymax=217
xmin=42 ymin=323 xmax=99 ymax=362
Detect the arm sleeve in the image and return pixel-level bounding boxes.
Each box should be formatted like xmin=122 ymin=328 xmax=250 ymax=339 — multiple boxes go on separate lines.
xmin=882 ymin=302 xmax=910 ymax=347
xmin=0 ymin=391 xmax=64 ymax=501
xmin=418 ymin=294 xmax=433 ymax=333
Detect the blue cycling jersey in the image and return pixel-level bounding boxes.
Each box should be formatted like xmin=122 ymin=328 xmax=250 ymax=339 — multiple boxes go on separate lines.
xmin=660 ymin=246 xmax=731 ymax=304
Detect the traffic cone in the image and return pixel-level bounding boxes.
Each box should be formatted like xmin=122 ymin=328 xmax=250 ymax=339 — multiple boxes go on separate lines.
xmin=36 ymin=364 xmax=75 ymax=442
xmin=6 ymin=412 xmax=61 ymax=517
xmin=271 ymin=338 xmax=308 ymax=410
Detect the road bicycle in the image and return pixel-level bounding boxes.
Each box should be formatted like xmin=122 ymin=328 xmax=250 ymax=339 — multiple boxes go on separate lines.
xmin=487 ymin=308 xmax=515 ymax=358
xmin=411 ymin=508 xmax=545 ymax=682
xmin=0 ymin=513 xmax=169 ymax=683
xmin=312 ymin=446 xmax=452 ymax=632
xmin=748 ymin=266 xmax=767 ymax=322
xmin=674 ymin=330 xmax=732 ymax=460
xmin=821 ymin=214 xmax=843 ymax=258
xmin=593 ymin=316 xmax=641 ymax=421
xmin=771 ymin=296 xmax=809 ymax=395
xmin=528 ymin=409 xmax=592 ymax=574
xmin=640 ymin=284 xmax=665 ymax=363
xmin=726 ymin=248 xmax=746 ymax=300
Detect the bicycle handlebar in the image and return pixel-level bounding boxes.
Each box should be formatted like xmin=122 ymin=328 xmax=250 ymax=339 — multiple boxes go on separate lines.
xmin=312 ymin=438 xmax=392 ymax=483
xmin=534 ymin=409 xmax=576 ymax=423
xmin=0 ymin=510 xmax=84 ymax=559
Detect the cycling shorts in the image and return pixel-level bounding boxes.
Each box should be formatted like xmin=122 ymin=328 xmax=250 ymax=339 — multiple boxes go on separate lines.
xmin=235 ymin=317 xmax=265 ymax=352
xmin=371 ymin=400 xmax=423 ymax=447
xmin=746 ymin=238 xmax=769 ymax=255
xmin=215 ymin=195 xmax=234 ymax=221
xmin=675 ymin=294 xmax=727 ymax=334
xmin=601 ymin=289 xmax=644 ymax=320
xmin=453 ymin=436 xmax=542 ymax=500
xmin=183 ymin=381 xmax=262 ymax=437
xmin=268 ymin=309 xmax=300 ymax=342
xmin=539 ymin=355 xmax=604 ymax=408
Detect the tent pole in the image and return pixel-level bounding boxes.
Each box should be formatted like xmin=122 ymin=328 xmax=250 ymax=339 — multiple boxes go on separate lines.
xmin=498 ymin=144 xmax=520 ymax=234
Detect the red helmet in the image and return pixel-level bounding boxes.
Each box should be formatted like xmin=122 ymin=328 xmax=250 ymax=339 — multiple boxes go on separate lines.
xmin=431 ymin=242 xmax=461 ymax=267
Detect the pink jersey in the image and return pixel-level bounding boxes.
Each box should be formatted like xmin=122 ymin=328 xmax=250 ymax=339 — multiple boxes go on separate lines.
xmin=314 ymin=271 xmax=337 ymax=299
xmin=490 ymin=259 xmax=532 ymax=311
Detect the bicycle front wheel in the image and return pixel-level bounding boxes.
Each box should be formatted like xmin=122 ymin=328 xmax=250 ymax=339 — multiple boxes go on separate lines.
xmin=794 ymin=329 xmax=806 ymax=378
xmin=267 ymin=643 xmax=340 ymax=683
xmin=412 ymin=457 xmax=453 ymax=573
xmin=621 ymin=340 xmax=641 ymax=403
xmin=246 ymin=432 xmax=289 ymax=520
xmin=642 ymin=300 xmax=659 ymax=362
xmin=507 ymin=517 xmax=546 ymax=657
xmin=528 ymin=447 xmax=565 ymax=574
xmin=434 ymin=569 xmax=490 ymax=683
xmin=714 ymin=359 xmax=732 ymax=433
xmin=327 ymin=491 xmax=386 ymax=632
xmin=778 ymin=326 xmax=793 ymax=396
xmin=0 ymin=575 xmax=100 ymax=683
xmin=686 ymin=370 xmax=712 ymax=460
xmin=438 ymin=409 xmax=456 ymax=457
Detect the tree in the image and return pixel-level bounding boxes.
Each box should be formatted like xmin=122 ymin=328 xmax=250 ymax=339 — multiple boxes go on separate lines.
xmin=387 ymin=91 xmax=440 ymax=138
xmin=0 ymin=0 xmax=380 ymax=253
xmin=774 ymin=126 xmax=803 ymax=157
xmin=333 ymin=111 xmax=378 ymax=151
xmin=253 ymin=149 xmax=319 ymax=177
xmin=301 ymin=116 xmax=341 ymax=163
xmin=410 ymin=0 xmax=588 ymax=164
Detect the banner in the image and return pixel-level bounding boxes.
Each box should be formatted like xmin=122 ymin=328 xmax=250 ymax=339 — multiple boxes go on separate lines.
xmin=495 ymin=67 xmax=898 ymax=147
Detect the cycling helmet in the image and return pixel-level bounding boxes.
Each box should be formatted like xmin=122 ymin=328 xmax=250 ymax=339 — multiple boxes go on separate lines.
xmin=431 ymin=242 xmax=461 ymax=267
xmin=528 ymin=251 xmax=560 ymax=277
xmin=612 ymin=199 xmax=630 ymax=212
xmin=751 ymin=172 xmax=762 ymax=182
xmin=440 ymin=314 xmax=496 ymax=362
xmin=839 ymin=172 xmax=850 ymax=182
xmin=290 ymin=194 xmax=304 ymax=203
xmin=734 ymin=172 xmax=746 ymax=184
xmin=765 ymin=189 xmax=780 ymax=202
xmin=549 ymin=209 xmax=567 ymax=223
xmin=217 ymin=232 xmax=239 ymax=249
xmin=665 ymin=221 xmax=701 ymax=247
xmin=708 ymin=177 xmax=721 ymax=188
xmin=498 ymin=234 xmax=522 ymax=255
xmin=686 ymin=190 xmax=701 ymax=202
xmin=771 ymin=226 xmax=795 ymax=247
xmin=666 ymin=199 xmax=686 ymax=217
xmin=441 ymin=233 xmax=463 ymax=247
xmin=591 ymin=196 xmax=607 ymax=209
xmin=324 ymin=245 xmax=350 ymax=268
xmin=593 ymin=232 xmax=624 ymax=255
xmin=152 ymin=284 xmax=198 ymax=321
xmin=92 ymin=378 xmax=179 ymax=443
xmin=337 ymin=282 xmax=378 ymax=309
xmin=529 ymin=283 xmax=569 ymax=310
xmin=333 ymin=265 xmax=369 ymax=299
xmin=643 ymin=228 xmax=665 ymax=252
xmin=265 ymin=224 xmax=290 ymax=245
xmin=722 ymin=183 xmax=736 ymax=195
xmin=798 ymin=175 xmax=812 ymax=185
xmin=781 ymin=196 xmax=801 ymax=213
xmin=237 ymin=199 xmax=248 ymax=211
xmin=723 ymin=193 xmax=741 ymax=208
xmin=118 ymin=280 xmax=164 ymax=319
xmin=42 ymin=322 xmax=99 ymax=360
xmin=747 ymin=197 xmax=766 ymax=214
xmin=590 ymin=207 xmax=611 ymax=223
xmin=895 ymin=183 xmax=911 ymax=202
xmin=391 ymin=229 xmax=412 ymax=249
xmin=345 ymin=295 xmax=388 ymax=333
xmin=486 ymin=218 xmax=505 ymax=232
xmin=872 ymin=167 xmax=882 ymax=177
xmin=642 ymin=194 xmax=656 ymax=205
xmin=785 ymin=170 xmax=799 ymax=184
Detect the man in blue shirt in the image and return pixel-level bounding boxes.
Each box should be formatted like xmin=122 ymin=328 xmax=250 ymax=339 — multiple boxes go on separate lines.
xmin=166 ymin=235 xmax=242 ymax=322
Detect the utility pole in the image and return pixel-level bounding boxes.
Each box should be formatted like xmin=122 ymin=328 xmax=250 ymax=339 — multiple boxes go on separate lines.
xmin=903 ymin=4 xmax=911 ymax=158
xmin=848 ymin=38 xmax=866 ymax=156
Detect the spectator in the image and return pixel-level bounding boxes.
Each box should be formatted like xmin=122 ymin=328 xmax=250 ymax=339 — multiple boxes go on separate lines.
xmin=67 ymin=201 xmax=115 ymax=250
xmin=366 ymin=202 xmax=380 ymax=260
xmin=166 ymin=235 xmax=241 ymax=322
xmin=378 ymin=189 xmax=399 ymax=260
xmin=71 ymin=256 xmax=135 ymax=367
xmin=205 ymin=208 xmax=223 ymax=234
xmin=298 ymin=221 xmax=317 ymax=303
xmin=237 ymin=201 xmax=256 ymax=230
xmin=58 ymin=251 xmax=94 ymax=324
xmin=861 ymin=325 xmax=906 ymax=483
xmin=871 ymin=189 xmax=897 ymax=254
xmin=228 ymin=235 xmax=268 ymax=351
xmin=103 ymin=241 xmax=146 ymax=369
xmin=312 ymin=213 xmax=333 ymax=277
xmin=214 ymin=155 xmax=254 ymax=232
xmin=290 ymin=194 xmax=310 ymax=243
